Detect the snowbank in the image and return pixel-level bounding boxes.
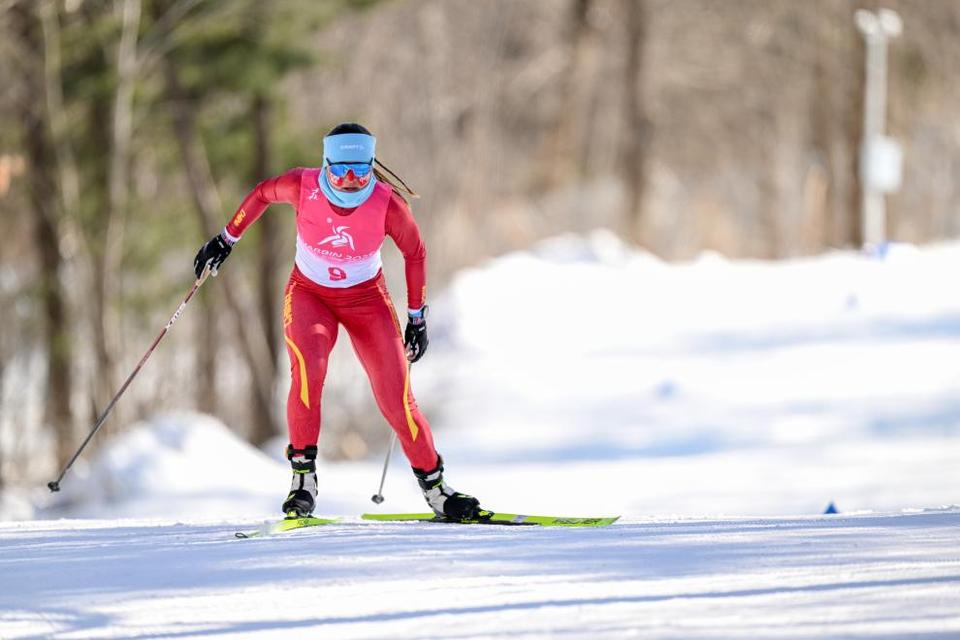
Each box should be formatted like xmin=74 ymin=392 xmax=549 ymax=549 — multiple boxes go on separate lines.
xmin=411 ymin=231 xmax=960 ymax=516
xmin=41 ymin=413 xmax=288 ymax=519
xmin=0 ymin=489 xmax=33 ymax=521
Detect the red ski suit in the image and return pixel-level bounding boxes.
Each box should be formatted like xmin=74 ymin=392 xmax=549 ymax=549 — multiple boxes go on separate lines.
xmin=224 ymin=168 xmax=438 ymax=470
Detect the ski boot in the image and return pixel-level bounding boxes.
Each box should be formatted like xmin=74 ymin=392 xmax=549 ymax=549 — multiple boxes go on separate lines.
xmin=413 ymin=456 xmax=483 ymax=521
xmin=281 ymin=444 xmax=318 ymax=517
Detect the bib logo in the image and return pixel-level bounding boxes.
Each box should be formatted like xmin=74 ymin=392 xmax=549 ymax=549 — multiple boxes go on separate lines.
xmin=318 ymin=218 xmax=355 ymax=250
xmin=308 ymin=188 xmax=321 ymax=201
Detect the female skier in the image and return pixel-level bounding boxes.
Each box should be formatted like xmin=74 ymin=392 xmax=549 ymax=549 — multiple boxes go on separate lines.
xmin=193 ymin=123 xmax=482 ymax=521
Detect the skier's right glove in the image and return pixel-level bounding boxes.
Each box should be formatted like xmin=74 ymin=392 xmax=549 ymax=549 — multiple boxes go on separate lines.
xmin=193 ymin=232 xmax=233 ymax=278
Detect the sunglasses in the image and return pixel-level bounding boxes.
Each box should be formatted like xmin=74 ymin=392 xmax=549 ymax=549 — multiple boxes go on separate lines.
xmin=326 ymin=161 xmax=373 ymax=178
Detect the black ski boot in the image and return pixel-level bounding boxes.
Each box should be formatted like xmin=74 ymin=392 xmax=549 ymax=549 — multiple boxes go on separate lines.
xmin=413 ymin=456 xmax=483 ymax=520
xmin=281 ymin=445 xmax=318 ymax=517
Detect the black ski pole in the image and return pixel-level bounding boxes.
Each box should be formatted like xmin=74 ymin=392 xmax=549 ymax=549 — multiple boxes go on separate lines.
xmin=371 ymin=432 xmax=398 ymax=504
xmin=371 ymin=362 xmax=412 ymax=504
xmin=47 ymin=266 xmax=213 ymax=492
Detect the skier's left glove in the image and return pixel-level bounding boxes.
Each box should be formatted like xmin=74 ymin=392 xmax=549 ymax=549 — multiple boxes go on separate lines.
xmin=404 ymin=305 xmax=429 ymax=363
xmin=193 ymin=232 xmax=233 ymax=278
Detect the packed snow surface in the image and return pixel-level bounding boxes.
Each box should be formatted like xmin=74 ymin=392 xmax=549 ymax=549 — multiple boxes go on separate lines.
xmin=1 ymin=511 xmax=958 ymax=639
xmin=2 ymin=231 xmax=959 ymax=638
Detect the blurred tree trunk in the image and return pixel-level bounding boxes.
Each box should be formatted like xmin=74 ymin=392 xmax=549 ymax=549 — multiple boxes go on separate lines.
xmin=622 ymin=0 xmax=651 ymax=247
xmin=9 ymin=0 xmax=75 ymax=469
xmin=87 ymin=97 xmax=117 ymax=424
xmin=247 ymin=0 xmax=281 ymax=385
xmin=807 ymin=35 xmax=833 ymax=253
xmin=757 ymin=110 xmax=784 ymax=259
xmin=847 ymin=20 xmax=866 ymax=249
xmin=541 ymin=0 xmax=599 ymax=186
xmin=39 ymin=0 xmax=81 ymax=234
xmin=810 ymin=10 xmax=859 ymax=252
xmin=160 ymin=60 xmax=224 ymax=414
xmin=73 ymin=0 xmax=140 ymax=428
xmin=160 ymin=57 xmax=279 ymax=444
xmin=251 ymin=90 xmax=282 ymax=447
xmin=144 ymin=0 xmax=217 ymax=415
xmin=94 ymin=0 xmax=141 ymax=426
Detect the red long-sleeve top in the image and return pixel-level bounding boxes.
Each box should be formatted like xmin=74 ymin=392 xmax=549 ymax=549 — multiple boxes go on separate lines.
xmin=223 ymin=168 xmax=426 ymax=310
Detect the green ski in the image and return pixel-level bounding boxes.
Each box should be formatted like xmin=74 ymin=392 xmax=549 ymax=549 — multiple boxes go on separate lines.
xmin=235 ymin=516 xmax=341 ymax=539
xmin=361 ymin=511 xmax=619 ymax=527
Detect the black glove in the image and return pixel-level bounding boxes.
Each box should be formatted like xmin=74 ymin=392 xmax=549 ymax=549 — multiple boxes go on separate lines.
xmin=404 ymin=306 xmax=429 ymax=363
xmin=193 ymin=233 xmax=233 ymax=278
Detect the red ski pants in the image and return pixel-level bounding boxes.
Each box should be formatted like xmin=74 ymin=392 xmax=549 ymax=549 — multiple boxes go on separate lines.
xmin=282 ymin=266 xmax=439 ymax=470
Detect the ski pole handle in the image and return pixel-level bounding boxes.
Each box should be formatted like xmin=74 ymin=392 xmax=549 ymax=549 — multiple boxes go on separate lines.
xmin=48 ymin=266 xmax=213 ymax=493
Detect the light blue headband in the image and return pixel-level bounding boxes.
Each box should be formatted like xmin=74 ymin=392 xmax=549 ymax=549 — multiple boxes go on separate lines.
xmin=322 ymin=133 xmax=376 ymax=165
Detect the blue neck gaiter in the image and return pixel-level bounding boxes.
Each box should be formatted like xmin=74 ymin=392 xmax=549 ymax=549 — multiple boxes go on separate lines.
xmin=318 ymin=169 xmax=377 ymax=209
xmin=318 ymin=132 xmax=378 ymax=209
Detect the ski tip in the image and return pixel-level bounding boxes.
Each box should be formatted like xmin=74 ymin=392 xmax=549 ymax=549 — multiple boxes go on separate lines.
xmin=233 ymin=516 xmax=341 ymax=539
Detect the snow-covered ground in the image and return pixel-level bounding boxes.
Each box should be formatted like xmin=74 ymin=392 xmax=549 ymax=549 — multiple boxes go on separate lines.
xmin=2 ymin=231 xmax=959 ymax=638
xmin=2 ymin=510 xmax=958 ymax=639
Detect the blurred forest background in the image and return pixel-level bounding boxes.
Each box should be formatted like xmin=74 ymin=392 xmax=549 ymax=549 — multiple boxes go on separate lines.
xmin=1 ymin=0 xmax=959 ymax=490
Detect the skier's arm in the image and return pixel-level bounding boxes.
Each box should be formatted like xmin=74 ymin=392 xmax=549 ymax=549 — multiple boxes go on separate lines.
xmin=193 ymin=168 xmax=302 ymax=278
xmin=385 ymin=192 xmax=427 ymax=312
xmin=221 ymin=168 xmax=304 ymax=243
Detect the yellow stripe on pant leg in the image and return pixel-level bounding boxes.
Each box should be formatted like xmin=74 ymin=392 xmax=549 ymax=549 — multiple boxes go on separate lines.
xmin=285 ymin=335 xmax=310 ymax=409
xmin=402 ymin=367 xmax=419 ymax=442
xmin=375 ymin=282 xmax=419 ymax=442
